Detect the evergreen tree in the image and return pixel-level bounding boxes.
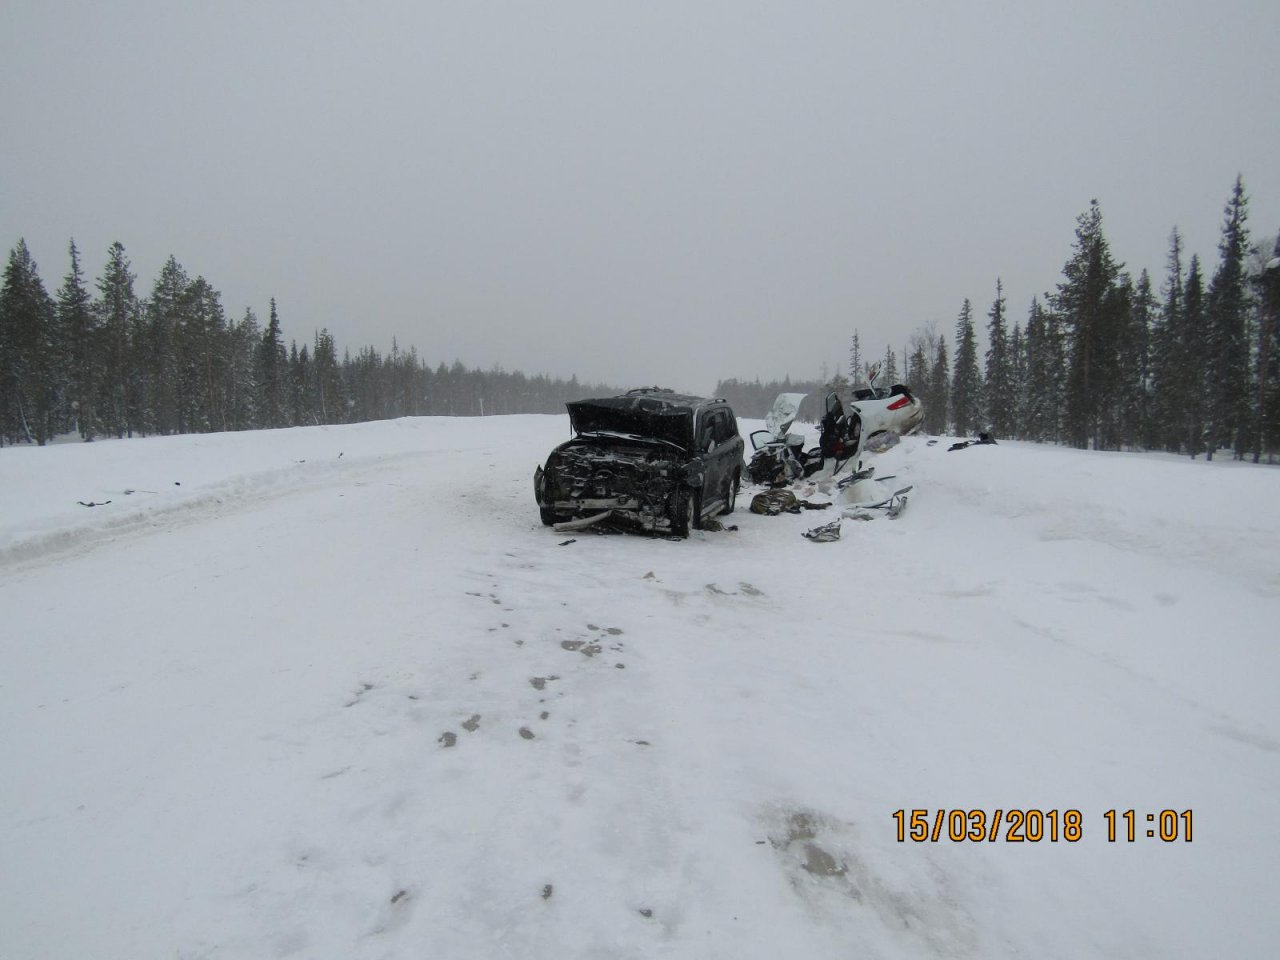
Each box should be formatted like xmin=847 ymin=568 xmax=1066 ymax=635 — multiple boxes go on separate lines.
xmin=904 ymin=322 xmax=938 ymax=417
xmin=181 ymin=276 xmax=228 ymax=432
xmin=1182 ymin=255 xmax=1208 ymax=456
xmin=848 ymin=331 xmax=864 ymax=383
xmin=1044 ymin=308 xmax=1067 ymax=440
xmin=1052 ymin=200 xmax=1124 ymax=448
xmin=951 ymin=299 xmax=982 ymax=435
xmin=432 ymin=360 xmax=452 ymax=415
xmin=258 ymin=298 xmax=286 ymax=428
xmin=1092 ymin=276 xmax=1135 ymax=450
xmin=926 ymin=335 xmax=950 ymax=433
xmin=1022 ymin=297 xmax=1068 ymax=442
xmin=58 ymin=240 xmax=99 ymax=440
xmin=144 ymin=256 xmax=191 ymax=434
xmin=983 ymin=279 xmax=1015 ymax=437
xmin=313 ymin=328 xmax=342 ymax=423
xmin=1202 ymin=176 xmax=1251 ymax=458
xmin=94 ymin=242 xmax=141 ymax=438
xmin=881 ymin=345 xmax=898 ymax=385
xmin=1022 ymin=299 xmax=1051 ymax=441
xmin=1149 ymin=230 xmax=1186 ymax=452
xmin=1008 ymin=321 xmax=1026 ymax=439
xmin=389 ymin=337 xmax=416 ymax=417
xmin=1256 ymin=236 xmax=1280 ymax=459
xmin=289 ymin=340 xmax=314 ymax=426
xmin=0 ymin=240 xmax=59 ymax=444
xmin=1121 ymin=270 xmax=1155 ymax=449
xmin=225 ymin=308 xmax=260 ymax=430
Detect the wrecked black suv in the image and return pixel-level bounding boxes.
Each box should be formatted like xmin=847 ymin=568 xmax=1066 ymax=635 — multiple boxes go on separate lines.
xmin=534 ymin=388 xmax=745 ymax=537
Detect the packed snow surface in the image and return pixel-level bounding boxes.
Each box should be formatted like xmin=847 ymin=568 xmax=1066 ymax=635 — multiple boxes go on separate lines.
xmin=2 ymin=416 xmax=1278 ymax=959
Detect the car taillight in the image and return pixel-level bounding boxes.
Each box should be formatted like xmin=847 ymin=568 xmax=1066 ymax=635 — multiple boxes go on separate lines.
xmin=887 ymin=396 xmax=912 ymax=411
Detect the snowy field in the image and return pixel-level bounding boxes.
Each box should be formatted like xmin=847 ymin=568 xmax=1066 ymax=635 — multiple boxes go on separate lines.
xmin=2 ymin=415 xmax=1278 ymax=960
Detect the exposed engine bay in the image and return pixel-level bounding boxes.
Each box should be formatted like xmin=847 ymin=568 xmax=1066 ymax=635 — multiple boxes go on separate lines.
xmin=536 ymin=439 xmax=691 ymax=533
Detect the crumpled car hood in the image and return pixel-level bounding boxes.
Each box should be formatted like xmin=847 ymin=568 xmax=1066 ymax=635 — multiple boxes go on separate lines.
xmin=764 ymin=392 xmax=807 ymax=439
xmin=566 ymin=396 xmax=693 ymax=451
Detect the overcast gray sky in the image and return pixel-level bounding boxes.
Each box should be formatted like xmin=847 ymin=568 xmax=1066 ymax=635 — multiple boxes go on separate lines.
xmin=3 ymin=0 xmax=1277 ymax=394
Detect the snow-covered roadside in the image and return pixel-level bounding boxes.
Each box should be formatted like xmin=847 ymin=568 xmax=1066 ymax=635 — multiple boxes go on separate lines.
xmin=0 ymin=416 xmax=552 ymax=566
xmin=2 ymin=417 xmax=1277 ymax=959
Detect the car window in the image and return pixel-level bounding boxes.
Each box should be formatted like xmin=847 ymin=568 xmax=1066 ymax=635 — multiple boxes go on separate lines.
xmin=701 ymin=411 xmax=717 ymax=447
xmin=712 ymin=409 xmax=735 ymax=444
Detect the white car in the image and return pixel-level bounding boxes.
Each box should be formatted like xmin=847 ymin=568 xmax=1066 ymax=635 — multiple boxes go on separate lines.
xmin=848 ymin=382 xmax=924 ymax=439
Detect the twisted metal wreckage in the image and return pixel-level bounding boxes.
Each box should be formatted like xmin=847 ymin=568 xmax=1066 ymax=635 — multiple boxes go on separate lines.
xmin=534 ymin=388 xmax=915 ymax=542
xmin=745 ymin=392 xmax=912 ymax=542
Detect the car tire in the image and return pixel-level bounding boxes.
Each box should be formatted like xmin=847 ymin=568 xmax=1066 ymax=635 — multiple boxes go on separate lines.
xmin=670 ymin=488 xmax=701 ymax=537
xmin=539 ymin=507 xmax=562 ymax=526
xmin=720 ymin=471 xmax=739 ymax=516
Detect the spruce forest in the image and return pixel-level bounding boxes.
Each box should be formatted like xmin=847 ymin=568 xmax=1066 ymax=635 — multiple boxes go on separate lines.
xmin=0 ymin=242 xmax=619 ymax=446
xmin=717 ymin=178 xmax=1280 ymax=462
xmin=3 ymin=177 xmax=1278 ymax=460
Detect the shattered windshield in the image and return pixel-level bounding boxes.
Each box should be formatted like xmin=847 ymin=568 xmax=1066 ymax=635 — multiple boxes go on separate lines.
xmin=567 ymin=398 xmax=694 ymax=450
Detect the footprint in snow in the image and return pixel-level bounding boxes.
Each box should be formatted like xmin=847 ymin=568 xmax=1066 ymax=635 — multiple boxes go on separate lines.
xmin=343 ymin=682 xmax=375 ymax=707
xmin=561 ymin=640 xmax=602 ymax=657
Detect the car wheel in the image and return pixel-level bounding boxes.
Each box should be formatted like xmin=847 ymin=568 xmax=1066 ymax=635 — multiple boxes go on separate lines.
xmin=720 ymin=470 xmax=739 ymax=516
xmin=670 ymin=488 xmax=701 ymax=537
xmin=539 ymin=507 xmax=562 ymax=526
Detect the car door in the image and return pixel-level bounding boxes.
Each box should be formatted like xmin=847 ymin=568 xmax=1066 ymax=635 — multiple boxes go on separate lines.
xmin=692 ymin=409 xmax=717 ymax=514
xmin=698 ymin=408 xmax=738 ymax=513
xmin=716 ymin=406 xmax=745 ymax=504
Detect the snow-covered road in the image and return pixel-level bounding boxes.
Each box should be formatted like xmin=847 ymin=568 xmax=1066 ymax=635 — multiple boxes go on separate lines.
xmin=2 ymin=417 xmax=1277 ymax=959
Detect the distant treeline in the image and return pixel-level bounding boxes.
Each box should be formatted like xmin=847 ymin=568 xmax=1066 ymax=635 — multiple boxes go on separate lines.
xmin=720 ymin=177 xmax=1280 ymax=462
xmin=0 ymin=241 xmax=619 ymax=446
xmin=710 ymin=378 xmax=831 ymax=423
xmin=6 ymin=177 xmax=1279 ymax=460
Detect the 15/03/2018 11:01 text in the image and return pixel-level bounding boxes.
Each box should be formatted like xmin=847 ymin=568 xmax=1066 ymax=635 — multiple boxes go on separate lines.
xmin=891 ymin=809 xmax=1193 ymax=843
